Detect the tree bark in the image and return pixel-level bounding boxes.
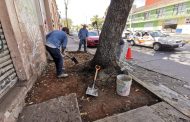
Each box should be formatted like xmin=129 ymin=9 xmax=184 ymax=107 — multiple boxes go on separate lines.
xmin=91 ymin=0 xmax=134 ymax=70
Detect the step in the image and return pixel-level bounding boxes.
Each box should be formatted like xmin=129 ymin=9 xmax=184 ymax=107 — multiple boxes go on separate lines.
xmin=94 ymin=106 xmax=165 ymax=122
xmin=150 ymin=102 xmax=190 ymax=122
xmin=94 ymin=102 xmax=190 ymax=122
xmin=18 ymin=93 xmax=82 ymax=122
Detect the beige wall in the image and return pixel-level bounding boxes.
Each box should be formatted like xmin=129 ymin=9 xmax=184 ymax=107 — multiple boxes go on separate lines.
xmin=1 ymin=0 xmax=47 ymax=81
xmin=53 ymin=0 xmax=61 ymax=29
xmin=38 ymin=0 xmax=49 ymax=34
xmin=48 ymin=0 xmax=61 ymax=30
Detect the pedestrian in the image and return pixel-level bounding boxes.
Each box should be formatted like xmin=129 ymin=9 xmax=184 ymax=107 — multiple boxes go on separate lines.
xmin=78 ymin=24 xmax=88 ymax=52
xmin=116 ymin=38 xmax=125 ymax=61
xmin=45 ymin=28 xmax=69 ymax=78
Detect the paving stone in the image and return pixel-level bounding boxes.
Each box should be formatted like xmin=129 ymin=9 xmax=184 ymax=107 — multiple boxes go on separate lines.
xmin=94 ymin=106 xmax=164 ymax=122
xmin=150 ymin=102 xmax=190 ymax=122
xmin=18 ymin=93 xmax=82 ymax=122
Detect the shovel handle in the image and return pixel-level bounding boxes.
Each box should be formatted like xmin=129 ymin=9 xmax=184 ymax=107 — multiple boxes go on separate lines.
xmin=94 ymin=65 xmax=101 ymax=81
xmin=95 ymin=65 xmax=101 ymax=71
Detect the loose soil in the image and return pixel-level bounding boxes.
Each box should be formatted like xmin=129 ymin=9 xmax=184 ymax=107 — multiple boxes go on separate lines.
xmin=26 ymin=52 xmax=161 ymax=122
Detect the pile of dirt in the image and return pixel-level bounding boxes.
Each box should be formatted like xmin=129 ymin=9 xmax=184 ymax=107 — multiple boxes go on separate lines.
xmin=26 ymin=52 xmax=161 ymax=122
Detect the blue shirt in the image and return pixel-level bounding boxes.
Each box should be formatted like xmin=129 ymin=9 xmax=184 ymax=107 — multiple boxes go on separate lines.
xmin=46 ymin=30 xmax=68 ymax=49
xmin=78 ymin=28 xmax=88 ymax=40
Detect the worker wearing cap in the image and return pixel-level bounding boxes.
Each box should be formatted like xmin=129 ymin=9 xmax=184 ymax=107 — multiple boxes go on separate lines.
xmin=46 ymin=28 xmax=69 ymax=78
xmin=78 ymin=24 xmax=88 ymax=52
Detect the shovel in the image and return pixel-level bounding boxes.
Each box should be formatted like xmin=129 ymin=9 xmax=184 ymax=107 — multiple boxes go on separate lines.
xmin=65 ymin=53 xmax=79 ymax=64
xmin=62 ymin=52 xmax=79 ymax=64
xmin=86 ymin=65 xmax=101 ymax=97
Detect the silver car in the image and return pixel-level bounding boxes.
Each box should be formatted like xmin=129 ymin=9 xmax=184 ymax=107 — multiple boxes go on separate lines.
xmin=128 ymin=31 xmax=186 ymax=51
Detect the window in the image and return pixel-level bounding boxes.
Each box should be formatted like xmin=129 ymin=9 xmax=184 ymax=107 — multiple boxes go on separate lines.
xmin=142 ymin=32 xmax=149 ymax=37
xmin=173 ymin=3 xmax=186 ymax=15
xmin=156 ymin=8 xmax=165 ymax=18
xmin=132 ymin=15 xmax=137 ymax=21
xmin=150 ymin=31 xmax=166 ymax=37
xmin=144 ymin=12 xmax=150 ymax=20
xmin=88 ymin=32 xmax=98 ymax=36
xmin=135 ymin=32 xmax=142 ymax=37
xmin=186 ymin=18 xmax=190 ymax=24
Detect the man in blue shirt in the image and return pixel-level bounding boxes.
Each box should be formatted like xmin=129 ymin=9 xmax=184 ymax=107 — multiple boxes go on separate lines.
xmin=78 ymin=24 xmax=88 ymax=52
xmin=46 ymin=28 xmax=68 ymax=78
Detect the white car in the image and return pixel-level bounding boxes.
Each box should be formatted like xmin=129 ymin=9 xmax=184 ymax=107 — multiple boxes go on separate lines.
xmin=128 ymin=31 xmax=186 ymax=51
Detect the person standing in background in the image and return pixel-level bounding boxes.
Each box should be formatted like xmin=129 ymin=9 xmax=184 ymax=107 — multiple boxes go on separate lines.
xmin=116 ymin=38 xmax=125 ymax=61
xmin=78 ymin=24 xmax=88 ymax=52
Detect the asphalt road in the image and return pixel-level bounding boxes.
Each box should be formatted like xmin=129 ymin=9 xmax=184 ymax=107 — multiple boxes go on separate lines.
xmin=129 ymin=44 xmax=190 ymax=83
xmin=67 ymin=35 xmax=190 ymax=84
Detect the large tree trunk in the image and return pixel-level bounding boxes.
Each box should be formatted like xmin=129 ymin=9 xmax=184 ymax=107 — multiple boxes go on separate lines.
xmin=91 ymin=0 xmax=134 ymax=70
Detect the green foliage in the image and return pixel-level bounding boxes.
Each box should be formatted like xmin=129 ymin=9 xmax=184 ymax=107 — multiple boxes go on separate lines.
xmin=71 ymin=25 xmax=81 ymax=32
xmin=60 ymin=18 xmax=72 ymax=29
xmin=90 ymin=15 xmax=104 ymax=30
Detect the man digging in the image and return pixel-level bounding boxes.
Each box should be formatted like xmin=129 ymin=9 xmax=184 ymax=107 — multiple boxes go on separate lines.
xmin=45 ymin=28 xmax=69 ymax=78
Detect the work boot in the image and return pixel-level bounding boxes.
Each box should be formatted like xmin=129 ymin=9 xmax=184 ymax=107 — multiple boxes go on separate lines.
xmin=57 ymin=73 xmax=68 ymax=78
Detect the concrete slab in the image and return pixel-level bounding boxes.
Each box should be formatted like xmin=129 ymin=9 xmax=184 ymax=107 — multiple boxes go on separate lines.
xmin=0 ymin=75 xmax=37 ymax=122
xmin=150 ymin=102 xmax=190 ymax=122
xmin=18 ymin=93 xmax=82 ymax=122
xmin=94 ymin=106 xmax=165 ymax=122
xmin=129 ymin=66 xmax=190 ymax=117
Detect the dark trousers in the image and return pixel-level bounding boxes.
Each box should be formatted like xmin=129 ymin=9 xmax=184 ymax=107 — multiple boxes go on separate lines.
xmin=46 ymin=46 xmax=63 ymax=76
xmin=78 ymin=39 xmax=86 ymax=51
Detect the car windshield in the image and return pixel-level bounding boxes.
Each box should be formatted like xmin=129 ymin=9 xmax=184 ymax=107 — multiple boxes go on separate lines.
xmin=150 ymin=31 xmax=166 ymax=37
xmin=88 ymin=32 xmax=98 ymax=36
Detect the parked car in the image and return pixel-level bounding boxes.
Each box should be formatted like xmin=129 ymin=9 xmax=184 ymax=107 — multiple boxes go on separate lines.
xmin=87 ymin=31 xmax=99 ymax=47
xmin=127 ymin=31 xmax=186 ymax=51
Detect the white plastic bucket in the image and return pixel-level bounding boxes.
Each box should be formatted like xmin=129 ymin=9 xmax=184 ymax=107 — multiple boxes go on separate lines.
xmin=116 ymin=74 xmax=132 ymax=96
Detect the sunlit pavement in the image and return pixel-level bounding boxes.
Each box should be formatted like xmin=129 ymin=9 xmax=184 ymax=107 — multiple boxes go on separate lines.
xmin=129 ymin=44 xmax=190 ymax=83
xmin=132 ymin=44 xmax=190 ymax=66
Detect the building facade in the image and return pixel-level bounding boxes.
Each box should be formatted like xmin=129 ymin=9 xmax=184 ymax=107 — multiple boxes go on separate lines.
xmin=0 ymin=0 xmax=60 ymax=121
xmin=127 ymin=0 xmax=190 ymax=34
xmin=44 ymin=0 xmax=61 ymax=31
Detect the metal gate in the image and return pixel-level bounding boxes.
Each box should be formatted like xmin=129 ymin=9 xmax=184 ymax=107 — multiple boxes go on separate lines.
xmin=0 ymin=21 xmax=18 ymax=99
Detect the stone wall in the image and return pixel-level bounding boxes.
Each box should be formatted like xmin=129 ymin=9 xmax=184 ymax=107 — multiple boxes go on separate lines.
xmin=0 ymin=0 xmax=48 ymax=121
xmin=5 ymin=0 xmax=47 ymax=81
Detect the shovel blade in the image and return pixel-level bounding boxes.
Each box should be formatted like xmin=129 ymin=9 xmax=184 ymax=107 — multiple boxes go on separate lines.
xmin=86 ymin=87 xmax=98 ymax=97
xmin=71 ymin=57 xmax=79 ymax=64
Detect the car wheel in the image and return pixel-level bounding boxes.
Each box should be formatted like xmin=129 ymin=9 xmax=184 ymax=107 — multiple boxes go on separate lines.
xmin=130 ymin=40 xmax=135 ymax=46
xmin=153 ymin=43 xmax=161 ymax=51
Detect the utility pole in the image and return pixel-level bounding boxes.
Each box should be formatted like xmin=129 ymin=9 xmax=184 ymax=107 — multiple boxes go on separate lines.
xmin=129 ymin=7 xmax=133 ymax=31
xmin=64 ymin=0 xmax=69 ymax=28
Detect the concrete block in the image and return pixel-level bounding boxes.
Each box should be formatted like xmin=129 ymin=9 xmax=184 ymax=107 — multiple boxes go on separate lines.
xmin=18 ymin=93 xmax=82 ymax=122
xmin=95 ymin=106 xmax=164 ymax=122
xmin=0 ymin=75 xmax=37 ymax=122
xmin=150 ymin=102 xmax=190 ymax=122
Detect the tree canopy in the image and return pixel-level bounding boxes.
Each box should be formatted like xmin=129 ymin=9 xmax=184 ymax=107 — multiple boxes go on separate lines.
xmin=90 ymin=15 xmax=104 ymax=30
xmin=60 ymin=18 xmax=72 ymax=29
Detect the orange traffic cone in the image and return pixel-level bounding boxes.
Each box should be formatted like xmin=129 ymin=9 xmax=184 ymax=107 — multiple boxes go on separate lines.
xmin=126 ymin=47 xmax=133 ymax=60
